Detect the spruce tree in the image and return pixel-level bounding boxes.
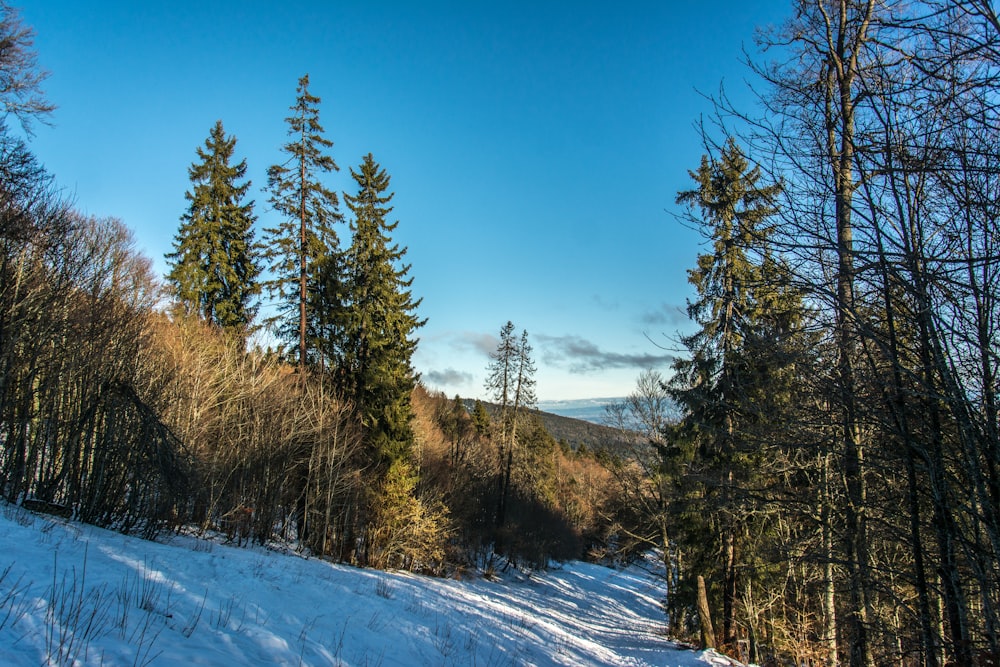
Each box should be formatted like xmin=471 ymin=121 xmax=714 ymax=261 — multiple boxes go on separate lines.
xmin=166 ymin=120 xmax=260 ymax=336
xmin=470 ymin=400 xmax=491 ymax=437
xmin=326 ymin=153 xmax=424 ymax=462
xmin=669 ymin=138 xmax=802 ymax=648
xmin=483 ymin=321 xmax=536 ymax=532
xmin=263 ymin=74 xmax=342 ymax=370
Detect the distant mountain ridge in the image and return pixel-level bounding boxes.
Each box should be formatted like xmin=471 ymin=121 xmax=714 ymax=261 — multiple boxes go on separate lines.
xmin=463 ymin=398 xmax=629 ymax=452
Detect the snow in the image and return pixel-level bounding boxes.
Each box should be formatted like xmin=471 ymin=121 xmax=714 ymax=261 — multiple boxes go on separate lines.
xmin=0 ymin=501 xmax=741 ymax=666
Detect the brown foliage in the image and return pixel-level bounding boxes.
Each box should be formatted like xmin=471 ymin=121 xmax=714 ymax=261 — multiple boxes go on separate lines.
xmin=411 ymin=386 xmax=621 ymax=568
xmin=364 ymin=459 xmax=451 ymax=574
xmin=149 ymin=315 xmax=364 ymax=553
xmin=0 ymin=206 xmax=186 ymax=537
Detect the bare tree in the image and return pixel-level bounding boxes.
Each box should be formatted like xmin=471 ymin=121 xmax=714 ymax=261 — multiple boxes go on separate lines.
xmin=717 ymin=1 xmax=1000 ymax=662
xmin=0 ymin=2 xmax=54 ymax=134
xmin=602 ymin=370 xmax=682 ymax=632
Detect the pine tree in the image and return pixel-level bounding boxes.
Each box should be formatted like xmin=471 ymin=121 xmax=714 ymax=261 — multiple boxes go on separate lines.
xmin=470 ymin=400 xmax=491 ymax=437
xmin=263 ymin=74 xmax=342 ymax=370
xmin=166 ymin=120 xmax=260 ymax=336
xmin=670 ymin=138 xmax=800 ymax=649
xmin=485 ymin=321 xmax=518 ymax=426
xmin=484 ymin=321 xmax=536 ymax=531
xmin=365 ymin=458 xmax=450 ymax=572
xmin=325 ymin=153 xmax=424 ymax=462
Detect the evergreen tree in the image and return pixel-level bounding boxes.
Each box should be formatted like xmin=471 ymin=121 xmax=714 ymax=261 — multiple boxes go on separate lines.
xmin=470 ymin=400 xmax=491 ymax=437
xmin=263 ymin=74 xmax=342 ymax=370
xmin=669 ymin=138 xmax=802 ymax=650
xmin=325 ymin=153 xmax=424 ymax=462
xmin=166 ymin=120 xmax=260 ymax=336
xmin=484 ymin=321 xmax=537 ymax=531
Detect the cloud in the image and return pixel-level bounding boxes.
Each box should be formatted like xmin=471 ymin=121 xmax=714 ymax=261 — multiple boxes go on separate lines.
xmin=423 ymin=368 xmax=475 ymax=388
xmin=535 ymin=334 xmax=675 ymax=374
xmin=451 ymin=331 xmax=498 ymax=357
xmin=590 ymin=294 xmax=620 ymax=311
xmin=639 ymin=302 xmax=689 ymax=327
xmin=422 ymin=330 xmax=497 ymax=358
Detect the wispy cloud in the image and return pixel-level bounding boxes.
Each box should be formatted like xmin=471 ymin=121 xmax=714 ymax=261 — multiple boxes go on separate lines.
xmin=535 ymin=334 xmax=675 ymax=374
xmin=423 ymin=330 xmax=497 ymax=358
xmin=451 ymin=331 xmax=497 ymax=357
xmin=639 ymin=302 xmax=689 ymax=327
xmin=423 ymin=368 xmax=474 ymax=388
xmin=590 ymin=294 xmax=620 ymax=311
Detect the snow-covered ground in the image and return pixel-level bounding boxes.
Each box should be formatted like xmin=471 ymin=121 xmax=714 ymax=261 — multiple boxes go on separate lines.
xmin=0 ymin=501 xmax=740 ymax=666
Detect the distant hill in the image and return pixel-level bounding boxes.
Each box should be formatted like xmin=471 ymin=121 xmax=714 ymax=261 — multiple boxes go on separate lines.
xmin=536 ymin=397 xmax=622 ymax=424
xmin=463 ymin=399 xmax=631 ymax=452
xmin=535 ymin=408 xmax=631 ymax=451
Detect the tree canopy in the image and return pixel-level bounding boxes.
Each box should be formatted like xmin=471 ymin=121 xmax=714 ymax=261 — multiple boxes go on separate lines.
xmin=166 ymin=120 xmax=260 ymax=336
xmin=263 ymin=74 xmax=342 ymax=370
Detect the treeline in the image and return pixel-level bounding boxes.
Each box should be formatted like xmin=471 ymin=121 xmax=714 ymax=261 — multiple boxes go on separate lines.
xmin=0 ymin=4 xmax=623 ymax=575
xmin=601 ymin=2 xmax=1000 ymax=666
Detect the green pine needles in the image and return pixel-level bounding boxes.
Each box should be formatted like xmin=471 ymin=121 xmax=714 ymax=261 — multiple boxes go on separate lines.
xmin=167 ymin=76 xmax=425 ymax=465
xmin=322 ymin=153 xmax=425 ymax=462
xmin=263 ymin=73 xmax=343 ymax=370
xmin=669 ymin=137 xmax=809 ymax=647
xmin=166 ymin=120 xmax=260 ymax=337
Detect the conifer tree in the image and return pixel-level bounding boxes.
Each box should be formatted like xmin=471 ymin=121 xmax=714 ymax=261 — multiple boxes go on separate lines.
xmin=670 ymin=138 xmax=802 ymax=650
xmin=325 ymin=153 xmax=424 ymax=462
xmin=166 ymin=120 xmax=260 ymax=336
xmin=470 ymin=400 xmax=491 ymax=437
xmin=263 ymin=74 xmax=342 ymax=370
xmin=484 ymin=321 xmax=537 ymax=531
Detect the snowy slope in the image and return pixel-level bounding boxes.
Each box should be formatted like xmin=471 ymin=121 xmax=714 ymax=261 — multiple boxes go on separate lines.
xmin=0 ymin=501 xmax=740 ymax=667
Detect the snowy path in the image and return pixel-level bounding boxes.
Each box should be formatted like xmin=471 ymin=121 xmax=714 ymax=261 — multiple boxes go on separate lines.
xmin=0 ymin=502 xmax=734 ymax=666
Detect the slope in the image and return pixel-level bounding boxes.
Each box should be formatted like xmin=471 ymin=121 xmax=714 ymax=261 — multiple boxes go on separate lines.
xmin=462 ymin=399 xmax=632 ymax=453
xmin=0 ymin=501 xmax=741 ymax=666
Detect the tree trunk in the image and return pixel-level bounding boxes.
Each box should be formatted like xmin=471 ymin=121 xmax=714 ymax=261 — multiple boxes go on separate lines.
xmin=298 ymin=155 xmax=307 ymax=371
xmin=823 ymin=453 xmax=840 ymax=667
xmin=870 ymin=202 xmax=938 ymax=667
xmin=723 ymin=517 xmax=737 ymax=649
xmin=823 ymin=4 xmax=876 ymax=663
xmin=697 ymin=575 xmax=716 ymax=650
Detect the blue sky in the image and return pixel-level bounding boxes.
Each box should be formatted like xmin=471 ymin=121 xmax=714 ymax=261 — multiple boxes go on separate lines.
xmin=18 ymin=1 xmax=789 ymax=402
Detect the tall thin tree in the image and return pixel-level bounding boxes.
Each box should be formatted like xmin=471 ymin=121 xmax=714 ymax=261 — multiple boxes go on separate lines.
xmin=670 ymin=137 xmax=789 ymax=649
xmin=264 ymin=74 xmax=342 ymax=370
xmin=484 ymin=322 xmax=536 ymax=531
xmin=748 ymin=3 xmax=879 ymax=663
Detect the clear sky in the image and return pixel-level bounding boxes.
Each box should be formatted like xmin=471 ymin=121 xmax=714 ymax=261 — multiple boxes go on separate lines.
xmin=17 ymin=1 xmax=789 ymax=402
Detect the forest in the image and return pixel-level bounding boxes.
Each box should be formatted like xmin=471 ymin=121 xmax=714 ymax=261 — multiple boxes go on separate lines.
xmin=1 ymin=2 xmax=1000 ymax=666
